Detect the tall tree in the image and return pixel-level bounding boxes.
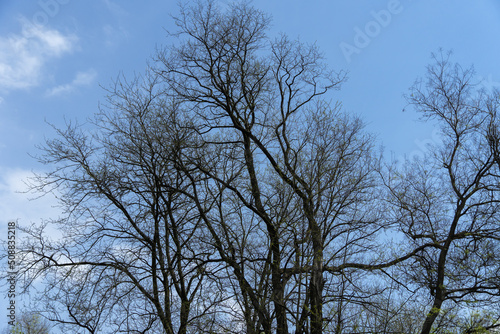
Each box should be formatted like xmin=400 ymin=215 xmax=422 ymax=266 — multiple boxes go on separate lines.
xmin=21 ymin=73 xmax=214 ymax=333
xmin=383 ymin=52 xmax=500 ymax=334
xmin=156 ymin=1 xmax=419 ymax=333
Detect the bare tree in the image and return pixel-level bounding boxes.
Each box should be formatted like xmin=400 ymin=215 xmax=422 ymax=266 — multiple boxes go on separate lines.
xmin=155 ymin=1 xmax=420 ymax=333
xmin=383 ymin=51 xmax=500 ymax=334
xmin=19 ymin=72 xmax=217 ymax=333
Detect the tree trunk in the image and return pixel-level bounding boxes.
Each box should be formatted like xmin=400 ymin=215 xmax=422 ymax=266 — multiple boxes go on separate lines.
xmin=310 ymin=226 xmax=324 ymax=334
xmin=420 ymin=297 xmax=444 ymax=334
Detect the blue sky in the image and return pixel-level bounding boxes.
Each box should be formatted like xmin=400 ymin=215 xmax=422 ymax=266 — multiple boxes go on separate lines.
xmin=1 ymin=0 xmax=500 ymax=326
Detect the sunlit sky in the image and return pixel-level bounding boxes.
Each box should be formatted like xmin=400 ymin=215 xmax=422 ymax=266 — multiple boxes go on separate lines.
xmin=1 ymin=0 xmax=500 ymax=325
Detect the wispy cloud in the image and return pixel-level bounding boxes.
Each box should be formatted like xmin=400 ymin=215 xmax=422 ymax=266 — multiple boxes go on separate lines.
xmin=0 ymin=20 xmax=77 ymax=91
xmin=0 ymin=168 xmax=61 ymax=224
xmin=103 ymin=0 xmax=129 ymax=18
xmin=101 ymin=0 xmax=130 ymax=48
xmin=102 ymin=24 xmax=129 ymax=49
xmin=45 ymin=69 xmax=97 ymax=97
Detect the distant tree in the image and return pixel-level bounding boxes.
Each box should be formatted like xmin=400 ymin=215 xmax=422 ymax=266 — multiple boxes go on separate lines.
xmin=6 ymin=312 xmax=50 ymax=334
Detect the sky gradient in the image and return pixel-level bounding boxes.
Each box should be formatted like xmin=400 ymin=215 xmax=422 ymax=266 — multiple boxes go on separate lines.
xmin=1 ymin=0 xmax=500 ymax=327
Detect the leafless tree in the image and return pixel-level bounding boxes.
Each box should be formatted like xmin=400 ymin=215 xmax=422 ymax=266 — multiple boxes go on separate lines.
xmin=383 ymin=51 xmax=500 ymax=334
xmin=18 ymin=72 xmax=219 ymax=333
xmin=155 ymin=1 xmax=424 ymax=333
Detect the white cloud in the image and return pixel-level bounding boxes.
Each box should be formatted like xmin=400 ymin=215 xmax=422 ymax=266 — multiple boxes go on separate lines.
xmin=45 ymin=69 xmax=97 ymax=97
xmin=0 ymin=20 xmax=77 ymax=91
